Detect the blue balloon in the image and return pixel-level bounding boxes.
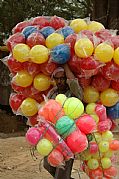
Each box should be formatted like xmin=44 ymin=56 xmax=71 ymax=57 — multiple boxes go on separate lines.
xmin=40 ymin=26 xmax=55 ymax=38
xmin=106 ymin=102 xmax=119 ymax=120
xmin=60 ymin=26 xmax=74 ymax=39
xmin=51 ymin=44 xmax=70 ymax=64
xmin=22 ymin=26 xmax=38 ymax=38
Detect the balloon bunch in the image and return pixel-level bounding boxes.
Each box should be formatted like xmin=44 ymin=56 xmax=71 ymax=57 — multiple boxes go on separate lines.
xmin=26 ymin=94 xmax=97 ymax=167
xmin=79 ymin=103 xmax=119 ymax=178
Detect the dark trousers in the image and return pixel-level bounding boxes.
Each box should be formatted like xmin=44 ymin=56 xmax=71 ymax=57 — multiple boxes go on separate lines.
xmin=44 ymin=157 xmax=74 ymax=179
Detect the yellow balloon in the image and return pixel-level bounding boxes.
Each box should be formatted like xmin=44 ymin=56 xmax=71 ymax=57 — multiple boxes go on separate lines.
xmin=90 ymin=114 xmax=99 ymax=124
xmin=14 ymin=70 xmax=33 ymax=87
xmin=34 ymin=74 xmax=51 ymax=91
xmin=36 ymin=139 xmax=53 ymax=156
xmin=113 ymin=47 xmax=119 ymax=65
xmin=46 ymin=33 xmax=64 ymax=49
xmin=13 ymin=43 xmax=30 ymax=62
xmin=102 ymin=131 xmax=113 ymax=141
xmin=100 ymin=88 xmax=119 ymax=107
xmin=92 ymin=133 xmax=102 ymax=143
xmin=70 ymin=19 xmax=87 ymax=33
xmin=82 ymin=150 xmax=92 ymax=161
xmin=104 ymin=150 xmax=113 ymax=158
xmin=101 ymin=158 xmax=112 ymax=169
xmin=92 ymin=152 xmax=103 ymax=159
xmin=74 ymin=38 xmax=94 ymax=58
xmin=94 ymin=43 xmax=114 ymax=63
xmin=29 ymin=45 xmax=49 ymax=64
xmin=63 ymin=97 xmax=84 ymax=119
xmin=83 ymin=86 xmax=99 ymax=103
xmin=55 ymin=94 xmax=67 ymax=106
xmin=20 ymin=98 xmax=38 ymax=116
xmin=87 ymin=21 xmax=105 ymax=33
xmin=87 ymin=158 xmax=99 ymax=170
xmin=86 ymin=103 xmax=96 ymax=114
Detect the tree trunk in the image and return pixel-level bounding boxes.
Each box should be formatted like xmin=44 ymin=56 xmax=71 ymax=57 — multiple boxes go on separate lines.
xmin=91 ymin=0 xmax=108 ymax=27
xmin=91 ymin=0 xmax=119 ymax=30
xmin=107 ymin=0 xmax=119 ymax=30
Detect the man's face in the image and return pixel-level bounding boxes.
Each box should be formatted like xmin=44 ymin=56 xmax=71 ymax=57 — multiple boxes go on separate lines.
xmin=53 ymin=71 xmax=67 ymax=90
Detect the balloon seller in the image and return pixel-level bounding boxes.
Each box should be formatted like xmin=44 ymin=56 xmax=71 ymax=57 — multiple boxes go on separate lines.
xmin=44 ymin=64 xmax=83 ymax=179
xmin=3 ymin=15 xmax=119 ymax=179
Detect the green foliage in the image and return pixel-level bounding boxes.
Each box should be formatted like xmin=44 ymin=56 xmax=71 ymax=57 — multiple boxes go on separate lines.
xmin=0 ymin=0 xmax=92 ymax=44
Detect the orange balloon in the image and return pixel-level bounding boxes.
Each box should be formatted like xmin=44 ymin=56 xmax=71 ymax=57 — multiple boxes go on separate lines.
xmin=100 ymin=88 xmax=119 ymax=107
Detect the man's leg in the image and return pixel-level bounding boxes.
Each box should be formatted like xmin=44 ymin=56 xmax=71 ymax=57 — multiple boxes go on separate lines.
xmin=43 ymin=157 xmax=56 ymax=177
xmin=55 ymin=159 xmax=74 ymax=179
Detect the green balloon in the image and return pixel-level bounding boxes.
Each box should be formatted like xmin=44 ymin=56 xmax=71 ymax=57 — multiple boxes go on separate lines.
xmin=63 ymin=97 xmax=84 ymax=119
xmin=55 ymin=116 xmax=76 ymax=138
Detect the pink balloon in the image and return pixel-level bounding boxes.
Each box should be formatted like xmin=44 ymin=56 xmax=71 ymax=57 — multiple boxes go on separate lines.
xmin=76 ymin=114 xmax=96 ymax=134
xmin=98 ymin=120 xmax=111 ymax=132
xmin=89 ymin=141 xmax=98 ymax=154
xmin=95 ymin=104 xmax=107 ymax=122
xmin=66 ymin=129 xmax=88 ymax=154
xmin=26 ymin=127 xmax=43 ymax=146
xmin=111 ymin=35 xmax=119 ymax=49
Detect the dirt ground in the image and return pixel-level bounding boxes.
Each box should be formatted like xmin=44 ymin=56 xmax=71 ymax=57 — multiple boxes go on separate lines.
xmin=0 ymin=110 xmax=88 ymax=179
xmin=0 ymin=135 xmax=89 ymax=179
xmin=0 ymin=111 xmax=118 ymax=179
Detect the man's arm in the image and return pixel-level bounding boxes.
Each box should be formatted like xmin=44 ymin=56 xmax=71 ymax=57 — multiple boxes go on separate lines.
xmin=63 ymin=64 xmax=83 ymax=100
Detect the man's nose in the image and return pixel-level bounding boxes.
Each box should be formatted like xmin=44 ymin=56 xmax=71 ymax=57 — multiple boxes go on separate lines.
xmin=57 ymin=79 xmax=61 ymax=83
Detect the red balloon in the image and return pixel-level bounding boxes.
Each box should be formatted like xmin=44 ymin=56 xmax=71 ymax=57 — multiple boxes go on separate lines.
xmin=80 ymin=30 xmax=93 ymax=43
xmin=92 ymin=74 xmax=110 ymax=92
xmin=77 ymin=76 xmax=92 ymax=89
xmin=111 ymin=80 xmax=119 ymax=91
xmin=29 ymin=114 xmax=38 ymax=126
xmin=111 ymin=35 xmax=119 ymax=49
xmin=26 ymin=32 xmax=45 ymax=48
xmin=50 ymin=16 xmax=66 ymax=30
xmin=6 ymin=33 xmax=25 ymax=51
xmin=95 ymin=29 xmax=112 ymax=43
xmin=76 ymin=114 xmax=96 ymax=134
xmin=48 ymin=149 xmax=64 ymax=167
xmin=9 ymin=93 xmax=25 ymax=112
xmin=23 ymin=62 xmax=41 ymax=76
xmin=65 ymin=34 xmax=77 ymax=55
xmin=7 ymin=55 xmax=23 ymax=73
xmin=101 ymin=61 xmax=119 ymax=81
xmin=11 ymin=82 xmax=25 ymax=92
xmin=38 ymin=99 xmax=65 ymax=124
xmin=98 ymin=120 xmax=111 ymax=132
xmin=104 ymin=166 xmax=118 ymax=178
xmin=79 ymin=56 xmax=100 ymax=70
xmin=109 ymin=140 xmax=119 ymax=151
xmin=89 ymin=141 xmax=98 ymax=154
xmin=12 ymin=21 xmax=32 ymax=33
xmin=32 ymin=17 xmax=49 ymax=28
xmin=68 ymin=55 xmax=81 ymax=74
xmin=66 ymin=129 xmax=88 ymax=154
xmin=89 ymin=167 xmax=103 ymax=179
xmin=31 ymin=92 xmax=44 ymax=103
xmin=79 ymin=57 xmax=101 ymax=78
xmin=40 ymin=61 xmax=57 ymax=76
xmin=21 ymin=85 xmax=39 ymax=98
